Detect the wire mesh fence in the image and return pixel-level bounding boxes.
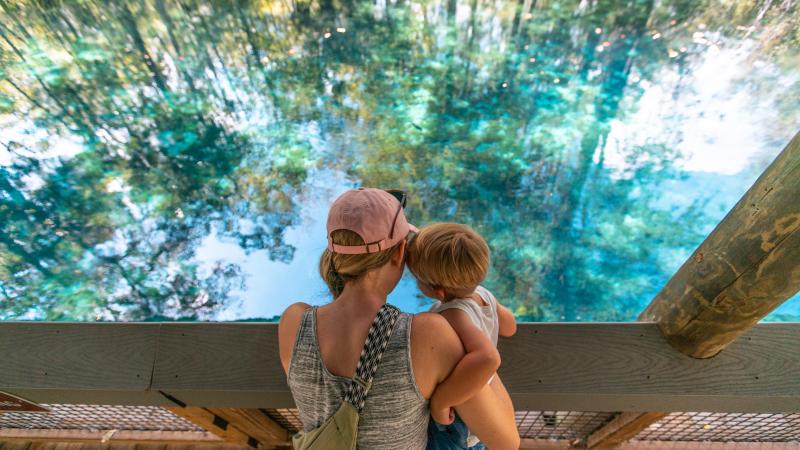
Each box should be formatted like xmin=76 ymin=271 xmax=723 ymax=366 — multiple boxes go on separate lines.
xmin=3 ymin=406 xmax=800 ymax=444
xmin=635 ymin=412 xmax=800 ymax=443
xmin=262 ymin=408 xmax=303 ymax=434
xmin=0 ymin=404 xmax=203 ymax=432
xmin=264 ymin=409 xmax=619 ymax=441
xmin=515 ymin=410 xmax=615 ymax=440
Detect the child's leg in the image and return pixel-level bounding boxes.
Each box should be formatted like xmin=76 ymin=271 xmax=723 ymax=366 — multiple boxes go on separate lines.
xmin=454 ymin=376 xmax=519 ymax=450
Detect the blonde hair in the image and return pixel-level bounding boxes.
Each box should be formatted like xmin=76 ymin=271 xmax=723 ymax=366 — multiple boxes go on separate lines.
xmin=406 ymin=223 xmax=489 ymax=298
xmin=319 ymin=229 xmax=400 ymax=298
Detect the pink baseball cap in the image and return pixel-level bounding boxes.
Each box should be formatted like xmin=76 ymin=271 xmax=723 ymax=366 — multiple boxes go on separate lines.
xmin=326 ymin=188 xmax=418 ymax=254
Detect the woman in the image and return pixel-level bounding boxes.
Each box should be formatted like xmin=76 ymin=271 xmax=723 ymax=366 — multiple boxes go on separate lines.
xmin=278 ymin=188 xmax=519 ymax=450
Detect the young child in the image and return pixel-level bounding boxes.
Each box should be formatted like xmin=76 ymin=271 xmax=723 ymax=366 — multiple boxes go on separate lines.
xmin=406 ymin=223 xmax=517 ymax=450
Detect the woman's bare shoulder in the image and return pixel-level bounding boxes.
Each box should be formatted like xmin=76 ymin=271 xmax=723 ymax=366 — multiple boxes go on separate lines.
xmin=281 ymin=302 xmax=312 ymax=320
xmin=279 ymin=302 xmax=311 ymax=332
xmin=410 ymin=312 xmax=465 ymax=396
xmin=413 ymin=311 xmax=465 ymax=343
xmin=411 ymin=312 xmax=462 ymax=347
xmin=277 ymin=302 xmax=311 ymax=374
xmin=412 ymin=311 xmax=448 ymax=328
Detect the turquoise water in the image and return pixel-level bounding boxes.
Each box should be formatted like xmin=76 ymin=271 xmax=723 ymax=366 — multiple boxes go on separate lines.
xmin=0 ymin=0 xmax=798 ymax=321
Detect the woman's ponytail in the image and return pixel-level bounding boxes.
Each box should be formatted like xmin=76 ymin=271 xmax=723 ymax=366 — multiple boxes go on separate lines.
xmin=320 ymin=250 xmax=346 ymax=298
xmin=319 ymin=229 xmax=400 ymax=298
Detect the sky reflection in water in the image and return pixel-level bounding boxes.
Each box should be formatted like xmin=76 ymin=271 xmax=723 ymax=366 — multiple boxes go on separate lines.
xmin=0 ymin=0 xmax=798 ymax=321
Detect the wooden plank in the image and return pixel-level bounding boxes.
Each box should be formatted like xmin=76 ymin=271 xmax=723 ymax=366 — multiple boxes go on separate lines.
xmin=165 ymin=408 xmax=253 ymax=447
xmin=4 ymin=391 xmax=170 ymax=407
xmin=586 ymin=412 xmax=668 ymax=448
xmin=165 ymin=408 xmax=290 ymax=449
xmin=496 ymin=322 xmax=800 ymax=412
xmin=0 ymin=429 xmax=223 ymax=444
xmin=151 ymin=324 xmax=288 ymax=409
xmin=525 ymin=441 xmax=800 ymax=450
xmin=617 ymin=442 xmax=800 ymax=449
xmin=518 ymin=439 xmax=573 ymax=449
xmin=0 ymin=442 xmax=34 ymax=450
xmin=639 ymin=131 xmax=800 ymax=358
xmin=205 ymin=409 xmax=289 ymax=446
xmin=0 ymin=323 xmax=160 ymax=398
xmin=152 ymin=322 xmax=800 ymax=412
xmin=0 ymin=444 xmax=256 ymax=450
xmin=1 ymin=323 xmax=798 ymax=412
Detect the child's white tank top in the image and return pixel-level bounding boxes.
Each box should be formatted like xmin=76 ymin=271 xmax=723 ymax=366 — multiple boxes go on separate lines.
xmin=428 ymin=285 xmax=499 ymax=346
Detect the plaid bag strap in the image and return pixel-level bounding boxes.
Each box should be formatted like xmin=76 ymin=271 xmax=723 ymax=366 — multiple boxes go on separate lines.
xmin=343 ymin=304 xmax=401 ymax=412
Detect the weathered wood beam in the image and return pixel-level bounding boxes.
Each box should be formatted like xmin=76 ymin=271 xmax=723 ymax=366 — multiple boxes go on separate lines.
xmin=639 ymin=131 xmax=800 ymax=358
xmin=0 ymin=323 xmax=159 ymax=397
xmin=585 ymin=412 xmax=668 ymax=449
xmin=151 ymin=322 xmax=293 ymax=409
xmin=166 ymin=406 xmax=254 ymax=447
xmin=205 ymin=408 xmax=289 ymax=446
xmin=521 ymin=440 xmax=800 ymax=450
xmin=617 ymin=442 xmax=800 ymax=450
xmin=0 ymin=435 xmax=250 ymax=450
xmin=518 ymin=438 xmax=574 ymax=449
xmin=166 ymin=406 xmax=290 ymax=449
xmin=2 ymin=323 xmax=798 ymax=412
xmin=0 ymin=429 xmax=229 ymax=444
xmin=0 ymin=445 xmax=247 ymax=450
xmin=496 ymin=322 xmax=799 ymax=413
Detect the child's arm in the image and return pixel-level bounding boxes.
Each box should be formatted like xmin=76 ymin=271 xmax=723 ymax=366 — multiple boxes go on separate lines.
xmin=430 ymin=308 xmax=501 ymax=424
xmin=497 ymin=302 xmax=517 ymax=337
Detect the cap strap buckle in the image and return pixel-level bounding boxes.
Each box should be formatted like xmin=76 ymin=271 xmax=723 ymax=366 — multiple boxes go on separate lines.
xmin=329 ymin=238 xmax=391 ymax=255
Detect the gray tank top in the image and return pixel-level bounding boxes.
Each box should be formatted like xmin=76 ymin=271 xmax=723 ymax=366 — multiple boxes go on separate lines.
xmin=287 ymin=306 xmax=429 ymax=450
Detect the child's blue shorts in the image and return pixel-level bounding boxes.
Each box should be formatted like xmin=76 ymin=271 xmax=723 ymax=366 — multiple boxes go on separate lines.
xmin=427 ymin=413 xmax=485 ymax=450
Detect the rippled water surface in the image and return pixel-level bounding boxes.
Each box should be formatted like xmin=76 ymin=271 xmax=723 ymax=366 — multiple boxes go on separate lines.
xmin=1 ymin=0 xmax=798 ymax=321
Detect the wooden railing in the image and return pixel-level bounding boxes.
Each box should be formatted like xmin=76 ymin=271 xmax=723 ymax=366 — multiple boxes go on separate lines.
xmin=1 ymin=321 xmax=798 ymax=413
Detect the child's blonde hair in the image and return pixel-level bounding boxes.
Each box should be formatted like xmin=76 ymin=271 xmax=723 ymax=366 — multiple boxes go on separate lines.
xmin=406 ymin=223 xmax=489 ymax=298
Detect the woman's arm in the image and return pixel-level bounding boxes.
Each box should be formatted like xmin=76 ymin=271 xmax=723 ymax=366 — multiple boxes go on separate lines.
xmin=410 ymin=312 xmax=466 ymax=399
xmin=430 ymin=309 xmax=500 ymax=423
xmin=497 ymin=302 xmax=517 ymax=337
xmin=413 ymin=313 xmax=520 ymax=450
xmin=456 ymin=376 xmax=520 ymax=450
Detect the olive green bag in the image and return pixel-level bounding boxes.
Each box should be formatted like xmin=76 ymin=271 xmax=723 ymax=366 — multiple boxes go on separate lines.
xmin=292 ymin=305 xmax=401 ymax=450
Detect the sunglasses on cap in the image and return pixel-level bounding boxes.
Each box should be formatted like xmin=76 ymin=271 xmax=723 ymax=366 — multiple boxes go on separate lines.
xmin=384 ymin=189 xmax=407 ymax=208
xmin=384 ymin=189 xmax=408 ymax=239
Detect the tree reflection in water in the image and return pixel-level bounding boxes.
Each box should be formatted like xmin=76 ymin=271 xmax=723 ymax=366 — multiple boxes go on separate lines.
xmin=0 ymin=0 xmax=798 ymax=321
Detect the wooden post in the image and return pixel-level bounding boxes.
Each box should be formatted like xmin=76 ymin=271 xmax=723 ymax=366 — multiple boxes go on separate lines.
xmin=639 ymin=131 xmax=800 ymax=358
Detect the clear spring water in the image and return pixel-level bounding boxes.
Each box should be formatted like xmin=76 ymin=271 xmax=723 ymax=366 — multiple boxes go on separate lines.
xmin=1 ymin=0 xmax=798 ymax=321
